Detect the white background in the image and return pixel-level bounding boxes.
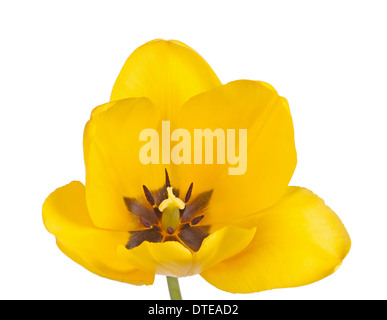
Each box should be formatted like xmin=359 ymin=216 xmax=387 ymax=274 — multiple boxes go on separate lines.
xmin=1 ymin=0 xmax=386 ymax=300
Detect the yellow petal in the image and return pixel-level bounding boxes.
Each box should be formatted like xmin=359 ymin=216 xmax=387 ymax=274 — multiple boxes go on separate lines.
xmin=42 ymin=181 xmax=154 ymax=285
xmin=189 ymin=226 xmax=256 ymax=275
xmin=117 ymin=241 xmax=193 ymax=278
xmin=200 ymin=187 xmax=351 ymax=293
xmin=111 ymin=39 xmax=221 ymax=117
xmin=84 ymin=97 xmax=166 ymax=231
xmin=117 ymin=226 xmax=255 ymax=278
xmin=173 ymin=80 xmax=297 ymax=225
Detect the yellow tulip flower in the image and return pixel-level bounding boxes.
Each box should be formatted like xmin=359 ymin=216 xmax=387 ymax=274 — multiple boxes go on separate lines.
xmin=42 ymin=39 xmax=350 ymax=298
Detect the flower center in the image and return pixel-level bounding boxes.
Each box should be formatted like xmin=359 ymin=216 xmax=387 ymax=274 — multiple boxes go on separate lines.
xmin=123 ymin=169 xmax=213 ymax=252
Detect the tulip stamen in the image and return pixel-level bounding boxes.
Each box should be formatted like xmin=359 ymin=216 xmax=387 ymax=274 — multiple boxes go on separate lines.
xmin=190 ymin=215 xmax=204 ymax=226
xmin=165 ymin=168 xmax=171 ymax=188
xmin=143 ymin=185 xmax=155 ymax=207
xmin=185 ymin=182 xmax=193 ymax=203
xmin=139 ymin=217 xmax=152 ymax=228
xmin=125 ymin=169 xmax=213 ymax=252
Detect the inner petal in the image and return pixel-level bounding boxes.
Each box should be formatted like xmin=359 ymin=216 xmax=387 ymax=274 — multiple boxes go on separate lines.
xmin=173 ymin=80 xmax=297 ymax=226
xmin=110 ymin=39 xmax=222 ymax=118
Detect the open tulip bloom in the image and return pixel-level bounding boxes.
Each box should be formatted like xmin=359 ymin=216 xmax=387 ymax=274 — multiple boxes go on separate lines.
xmin=43 ymin=39 xmax=350 ymax=299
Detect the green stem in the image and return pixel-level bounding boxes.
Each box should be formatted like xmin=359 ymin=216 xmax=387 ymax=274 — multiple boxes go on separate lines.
xmin=166 ymin=276 xmax=182 ymax=300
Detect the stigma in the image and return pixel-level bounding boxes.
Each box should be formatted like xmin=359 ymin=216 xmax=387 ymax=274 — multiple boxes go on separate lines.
xmin=159 ymin=187 xmax=185 ymax=212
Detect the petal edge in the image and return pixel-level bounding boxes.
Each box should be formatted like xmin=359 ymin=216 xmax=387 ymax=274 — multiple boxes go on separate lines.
xmin=201 ymin=187 xmax=350 ymax=293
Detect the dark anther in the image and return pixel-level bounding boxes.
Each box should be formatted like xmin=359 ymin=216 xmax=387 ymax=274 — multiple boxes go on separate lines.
xmin=143 ymin=185 xmax=155 ymax=206
xmin=191 ymin=215 xmax=204 ymax=226
xmin=125 ymin=171 xmax=213 ymax=252
xmin=139 ymin=217 xmax=152 ymax=228
xmin=178 ymin=226 xmax=210 ymax=252
xmin=181 ymin=190 xmax=213 ymax=223
xmin=126 ymin=228 xmax=163 ymax=249
xmin=123 ymin=197 xmax=159 ymax=225
xmin=185 ymin=182 xmax=193 ymax=203
xmin=165 ymin=168 xmax=171 ymax=188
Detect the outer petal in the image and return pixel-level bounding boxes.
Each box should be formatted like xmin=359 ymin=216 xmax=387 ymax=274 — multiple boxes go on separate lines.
xmin=189 ymin=226 xmax=256 ymax=275
xmin=200 ymin=187 xmax=351 ymax=293
xmin=84 ymin=97 xmax=166 ymax=231
xmin=42 ymin=181 xmax=154 ymax=285
xmin=117 ymin=241 xmax=193 ymax=278
xmin=111 ymin=39 xmax=221 ymax=117
xmin=117 ymin=226 xmax=256 ymax=278
xmin=173 ymin=80 xmax=297 ymax=225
